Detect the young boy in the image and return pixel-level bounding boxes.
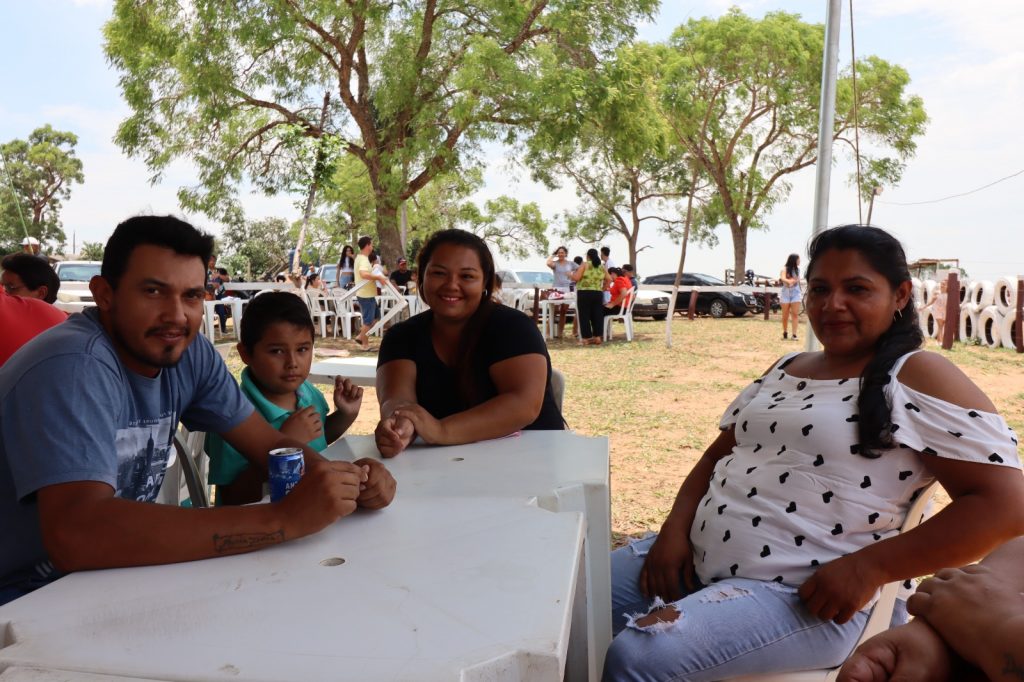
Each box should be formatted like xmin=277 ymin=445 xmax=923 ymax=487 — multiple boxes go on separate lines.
xmin=207 ymin=291 xmax=363 ymax=505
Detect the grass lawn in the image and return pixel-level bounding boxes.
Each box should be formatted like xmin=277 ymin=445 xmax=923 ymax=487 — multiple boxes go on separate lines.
xmin=220 ymin=312 xmax=1024 ymax=547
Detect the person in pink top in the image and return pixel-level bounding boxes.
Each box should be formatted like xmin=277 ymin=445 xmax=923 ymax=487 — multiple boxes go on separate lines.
xmin=0 ymin=291 xmax=66 ymax=366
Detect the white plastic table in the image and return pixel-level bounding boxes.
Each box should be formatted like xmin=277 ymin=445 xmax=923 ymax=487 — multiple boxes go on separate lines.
xmin=323 ymin=432 xmax=612 ymax=680
xmin=308 ymin=356 xmax=378 ymax=387
xmin=0 ymin=497 xmax=584 ymax=682
xmin=538 ymin=295 xmax=576 ymax=339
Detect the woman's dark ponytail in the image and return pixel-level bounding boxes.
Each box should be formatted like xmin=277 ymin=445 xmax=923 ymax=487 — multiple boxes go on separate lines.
xmin=806 ymin=225 xmax=923 ymax=458
xmin=857 ymin=295 xmax=923 ymax=457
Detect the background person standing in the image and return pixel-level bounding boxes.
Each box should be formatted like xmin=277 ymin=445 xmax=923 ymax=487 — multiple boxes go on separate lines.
xmin=571 ymin=248 xmax=610 ymax=346
xmin=353 ymin=236 xmax=388 ymax=351
xmin=779 ymin=253 xmax=802 ymax=340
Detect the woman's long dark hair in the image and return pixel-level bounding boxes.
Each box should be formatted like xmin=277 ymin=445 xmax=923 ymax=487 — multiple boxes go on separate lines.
xmin=785 ymin=253 xmax=800 ymax=279
xmin=339 ymin=245 xmax=355 ymax=269
xmin=416 ymin=229 xmax=500 ymax=406
xmin=806 ymin=225 xmax=923 ymax=458
xmin=586 ymin=248 xmax=601 ymax=268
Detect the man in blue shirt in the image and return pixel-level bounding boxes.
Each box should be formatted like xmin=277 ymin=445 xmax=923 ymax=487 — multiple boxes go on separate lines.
xmin=0 ymin=215 xmax=395 ymax=605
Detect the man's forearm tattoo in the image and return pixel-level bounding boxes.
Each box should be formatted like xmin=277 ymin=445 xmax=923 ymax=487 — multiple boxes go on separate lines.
xmin=213 ymin=530 xmax=285 ymax=553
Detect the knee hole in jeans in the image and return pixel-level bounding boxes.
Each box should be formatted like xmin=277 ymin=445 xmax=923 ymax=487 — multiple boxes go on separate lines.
xmin=626 ymin=597 xmax=683 ymax=633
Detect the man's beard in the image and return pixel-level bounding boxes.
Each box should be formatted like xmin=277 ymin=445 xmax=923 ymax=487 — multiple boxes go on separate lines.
xmin=112 ymin=321 xmax=193 ymax=371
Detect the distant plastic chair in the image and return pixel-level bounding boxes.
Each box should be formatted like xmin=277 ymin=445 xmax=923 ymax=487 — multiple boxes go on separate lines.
xmin=327 ymin=289 xmax=362 ymax=340
xmin=730 ymin=480 xmax=939 ymax=682
xmin=550 ymin=368 xmax=566 ymax=412
xmin=305 ymin=289 xmax=336 ymax=337
xmin=603 ymin=287 xmax=637 ymax=341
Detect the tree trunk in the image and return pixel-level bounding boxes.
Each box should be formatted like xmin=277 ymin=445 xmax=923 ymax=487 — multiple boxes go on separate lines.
xmin=730 ymin=221 xmax=748 ymax=284
xmin=374 ymin=201 xmax=404 ymax=268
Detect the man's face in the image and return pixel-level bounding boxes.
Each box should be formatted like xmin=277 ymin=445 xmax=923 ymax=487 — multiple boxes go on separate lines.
xmin=362 ymin=241 xmax=373 ymax=255
xmin=398 ymin=261 xmax=408 ymax=272
xmin=1 ymin=270 xmax=46 ymax=300
xmin=91 ymin=244 xmax=207 ymax=377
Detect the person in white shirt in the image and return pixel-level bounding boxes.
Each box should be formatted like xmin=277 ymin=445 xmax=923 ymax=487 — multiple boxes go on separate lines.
xmin=603 ymin=224 xmax=1024 ymax=681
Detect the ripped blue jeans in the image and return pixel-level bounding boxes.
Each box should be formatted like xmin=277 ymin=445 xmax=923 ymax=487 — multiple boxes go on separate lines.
xmin=604 ymin=534 xmax=883 ymax=681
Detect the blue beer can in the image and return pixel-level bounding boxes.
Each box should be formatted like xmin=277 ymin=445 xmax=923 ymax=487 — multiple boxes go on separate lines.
xmin=268 ymin=448 xmax=305 ymax=502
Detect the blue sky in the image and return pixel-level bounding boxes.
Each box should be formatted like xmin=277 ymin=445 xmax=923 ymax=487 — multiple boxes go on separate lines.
xmin=2 ymin=1 xmax=1023 ymax=281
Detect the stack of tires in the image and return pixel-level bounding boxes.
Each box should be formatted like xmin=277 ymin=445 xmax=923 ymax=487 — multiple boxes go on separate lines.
xmin=915 ymin=276 xmax=1020 ymax=349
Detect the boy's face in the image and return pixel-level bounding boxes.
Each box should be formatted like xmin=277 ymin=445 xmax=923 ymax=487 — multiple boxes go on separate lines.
xmin=238 ymin=322 xmax=314 ymax=397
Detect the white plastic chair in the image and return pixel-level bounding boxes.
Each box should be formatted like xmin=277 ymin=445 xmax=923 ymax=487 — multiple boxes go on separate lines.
xmin=730 ymin=480 xmax=939 ymax=682
xmin=158 ymin=428 xmax=211 ymax=508
xmin=304 ymin=289 xmax=336 ymax=337
xmin=550 ymin=367 xmax=566 ymax=412
xmin=603 ymin=287 xmax=637 ymax=341
xmin=327 ymin=290 xmax=362 ymax=339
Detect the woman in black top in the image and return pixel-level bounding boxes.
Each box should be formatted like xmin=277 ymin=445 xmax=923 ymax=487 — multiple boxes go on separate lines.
xmin=375 ymin=229 xmax=563 ymax=457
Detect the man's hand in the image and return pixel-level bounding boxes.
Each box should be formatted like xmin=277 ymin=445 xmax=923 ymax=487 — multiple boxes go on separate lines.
xmin=837 ymin=619 xmax=955 ymax=682
xmin=799 ymin=552 xmax=886 ymax=623
xmin=638 ymin=525 xmax=696 ymax=602
xmin=374 ymin=415 xmax=415 ymax=458
xmin=278 ymin=460 xmax=368 ymax=536
xmin=392 ymin=404 xmax=448 ymax=445
xmin=333 ymin=377 xmax=363 ymax=421
xmin=909 ymin=565 xmax=1024 ymax=672
xmin=280 ymin=405 xmax=323 ymax=444
xmin=353 ymin=458 xmax=396 ymax=509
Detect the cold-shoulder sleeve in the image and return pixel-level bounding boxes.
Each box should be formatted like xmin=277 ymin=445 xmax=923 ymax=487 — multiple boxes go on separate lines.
xmin=886 ymin=379 xmax=1021 ymax=469
xmin=718 ymin=379 xmax=764 ymax=429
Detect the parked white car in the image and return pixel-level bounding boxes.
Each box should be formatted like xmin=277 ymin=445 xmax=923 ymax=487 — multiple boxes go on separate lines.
xmin=53 ymin=260 xmax=101 ymax=304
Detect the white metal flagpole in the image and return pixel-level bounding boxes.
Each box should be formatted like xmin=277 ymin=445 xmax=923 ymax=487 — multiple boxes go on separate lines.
xmin=805 ymin=0 xmax=842 ymax=351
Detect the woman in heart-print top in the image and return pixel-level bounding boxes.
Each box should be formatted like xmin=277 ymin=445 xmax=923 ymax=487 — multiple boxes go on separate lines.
xmin=603 ymin=225 xmax=1024 ymax=682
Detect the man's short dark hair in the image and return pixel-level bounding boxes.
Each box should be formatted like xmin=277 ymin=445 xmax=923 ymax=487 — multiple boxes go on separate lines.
xmin=622 ymin=264 xmax=634 ymax=273
xmin=239 ymin=291 xmax=315 ymax=353
xmin=1 ymin=253 xmax=60 ymax=303
xmin=102 ymin=215 xmax=214 ymax=289
xmin=600 ymin=246 xmax=610 ymax=257
xmin=357 ymin=235 xmax=373 ymax=250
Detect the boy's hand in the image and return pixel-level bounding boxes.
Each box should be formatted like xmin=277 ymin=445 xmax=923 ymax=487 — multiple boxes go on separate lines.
xmin=333 ymin=377 xmax=363 ymax=420
xmin=281 ymin=405 xmax=323 ymax=444
xmin=353 ymin=458 xmax=396 ymax=509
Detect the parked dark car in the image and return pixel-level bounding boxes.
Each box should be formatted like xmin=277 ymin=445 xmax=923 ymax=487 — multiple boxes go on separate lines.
xmin=642 ymin=272 xmax=761 ymax=318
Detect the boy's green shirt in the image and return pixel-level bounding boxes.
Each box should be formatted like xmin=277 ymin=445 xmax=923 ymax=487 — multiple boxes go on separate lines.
xmin=206 ymin=367 xmax=330 ymax=489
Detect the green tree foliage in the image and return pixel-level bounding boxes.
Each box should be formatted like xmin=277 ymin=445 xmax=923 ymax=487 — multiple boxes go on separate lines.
xmin=104 ymin=0 xmax=656 ymax=266
xmin=525 ymin=43 xmax=697 ymax=271
xmin=323 ymin=162 xmax=549 ymax=262
xmin=656 ymin=9 xmax=927 ymax=278
xmin=220 ymin=216 xmax=292 ymax=280
xmin=405 ymin=169 xmax=549 ymax=261
xmin=0 ymin=125 xmax=84 ymax=255
xmin=80 ymin=241 xmax=105 ymax=261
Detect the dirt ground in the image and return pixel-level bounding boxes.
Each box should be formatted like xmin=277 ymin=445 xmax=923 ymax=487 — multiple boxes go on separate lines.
xmin=221 ymin=311 xmax=1024 ymax=546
